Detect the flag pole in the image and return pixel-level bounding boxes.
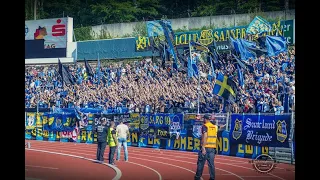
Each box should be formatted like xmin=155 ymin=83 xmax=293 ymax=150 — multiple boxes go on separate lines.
xmin=189 ymin=42 xmax=201 ymax=114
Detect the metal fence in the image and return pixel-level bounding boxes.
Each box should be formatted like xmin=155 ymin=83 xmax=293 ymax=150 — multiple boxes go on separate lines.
xmin=268 ymin=113 xmax=295 ymax=164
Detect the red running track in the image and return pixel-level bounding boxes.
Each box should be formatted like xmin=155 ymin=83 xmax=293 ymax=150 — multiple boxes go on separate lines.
xmin=25 ymin=150 xmax=116 ymax=180
xmin=25 ymin=140 xmax=295 ymax=180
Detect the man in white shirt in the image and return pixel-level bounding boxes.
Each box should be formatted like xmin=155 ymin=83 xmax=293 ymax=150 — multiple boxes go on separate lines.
xmin=116 ymin=119 xmax=129 ymax=162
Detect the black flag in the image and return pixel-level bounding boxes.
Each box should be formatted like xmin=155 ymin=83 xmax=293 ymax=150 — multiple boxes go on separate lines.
xmin=84 ymin=58 xmax=94 ymax=77
xmin=58 ymin=59 xmax=75 ymax=85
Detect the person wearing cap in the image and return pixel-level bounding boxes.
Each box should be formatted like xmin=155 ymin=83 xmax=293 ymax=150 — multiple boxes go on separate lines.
xmin=95 ymin=118 xmax=108 ymax=163
xmin=116 ymin=119 xmax=129 ymax=162
xmin=194 ymin=114 xmax=218 ymax=180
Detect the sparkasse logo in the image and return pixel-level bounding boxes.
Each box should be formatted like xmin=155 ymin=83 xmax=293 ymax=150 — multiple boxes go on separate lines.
xmin=52 ymin=19 xmax=66 ymax=36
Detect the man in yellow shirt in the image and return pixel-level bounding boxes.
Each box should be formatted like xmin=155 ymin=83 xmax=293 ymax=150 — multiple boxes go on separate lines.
xmin=194 ymin=114 xmax=219 ymax=180
xmin=108 ymin=121 xmax=118 ymax=165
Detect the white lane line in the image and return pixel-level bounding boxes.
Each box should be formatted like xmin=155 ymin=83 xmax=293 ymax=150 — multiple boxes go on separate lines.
xmin=25 ymin=165 xmax=59 ymax=170
xmin=127 ymin=161 xmax=162 ymax=180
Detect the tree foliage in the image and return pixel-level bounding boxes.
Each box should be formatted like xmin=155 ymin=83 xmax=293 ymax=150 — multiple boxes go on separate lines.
xmin=25 ymin=0 xmax=295 ymax=28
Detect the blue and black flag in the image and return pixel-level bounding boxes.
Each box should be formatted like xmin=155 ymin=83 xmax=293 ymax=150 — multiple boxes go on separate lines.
xmin=212 ymin=73 xmax=238 ymax=102
xmin=232 ymin=54 xmax=255 ymax=73
xmin=159 ymin=20 xmax=180 ymax=69
xmin=58 ymin=59 xmax=75 ymax=85
xmin=84 ymin=58 xmax=94 ymax=77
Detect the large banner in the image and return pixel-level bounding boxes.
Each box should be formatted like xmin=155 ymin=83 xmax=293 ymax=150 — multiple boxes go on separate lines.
xmin=25 ymin=17 xmax=69 ymax=48
xmin=42 ymin=113 xmax=77 ymax=132
xmin=139 ymin=113 xmax=183 ymax=140
xmin=230 ymin=114 xmax=291 ymax=147
xmin=26 ymin=112 xmax=278 ymax=158
xmin=136 ymin=19 xmax=294 ymax=51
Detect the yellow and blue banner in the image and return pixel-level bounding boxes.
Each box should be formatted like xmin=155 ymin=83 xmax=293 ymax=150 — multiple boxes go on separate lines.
xmin=42 ymin=113 xmax=76 ymax=132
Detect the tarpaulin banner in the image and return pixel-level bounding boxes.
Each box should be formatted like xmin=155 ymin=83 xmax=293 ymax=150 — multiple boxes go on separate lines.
xmin=43 ymin=113 xmax=77 ymax=132
xmin=230 ymin=114 xmax=291 ymax=147
xmin=138 ymin=113 xmax=183 ymax=141
xmin=136 ymin=20 xmax=294 ymax=52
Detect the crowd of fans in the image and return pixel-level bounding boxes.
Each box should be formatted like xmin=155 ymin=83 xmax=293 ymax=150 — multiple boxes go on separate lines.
xmin=25 ymin=46 xmax=295 ymax=115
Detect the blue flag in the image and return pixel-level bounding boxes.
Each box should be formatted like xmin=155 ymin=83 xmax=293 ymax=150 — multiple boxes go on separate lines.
xmin=187 ymin=56 xmax=199 ymax=78
xmin=147 ymin=20 xmax=171 ymax=37
xmin=209 ymin=56 xmax=216 ymax=79
xmin=159 ymin=20 xmax=179 ymax=69
xmin=230 ymin=38 xmax=256 ymax=60
xmin=236 ymin=64 xmax=244 ymax=88
xmin=246 ymin=16 xmax=271 ymax=35
xmin=265 ymin=35 xmax=287 ymax=57
xmin=230 ymin=37 xmax=241 ymax=54
xmin=187 ymin=57 xmax=193 ymax=78
xmin=238 ymin=39 xmax=257 ymax=61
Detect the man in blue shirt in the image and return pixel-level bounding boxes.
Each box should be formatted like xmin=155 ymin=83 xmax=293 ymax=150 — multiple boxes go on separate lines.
xmin=95 ymin=119 xmax=108 ymax=163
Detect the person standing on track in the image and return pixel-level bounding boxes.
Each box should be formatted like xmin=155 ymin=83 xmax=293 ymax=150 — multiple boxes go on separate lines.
xmin=95 ymin=118 xmax=108 ymax=163
xmin=194 ymin=114 xmax=222 ymax=180
xmin=108 ymin=120 xmax=118 ymax=165
xmin=116 ymin=119 xmax=129 ymax=162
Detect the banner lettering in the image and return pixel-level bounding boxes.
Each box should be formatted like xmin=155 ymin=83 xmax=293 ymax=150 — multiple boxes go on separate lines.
xmin=230 ymin=114 xmax=291 ymax=147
